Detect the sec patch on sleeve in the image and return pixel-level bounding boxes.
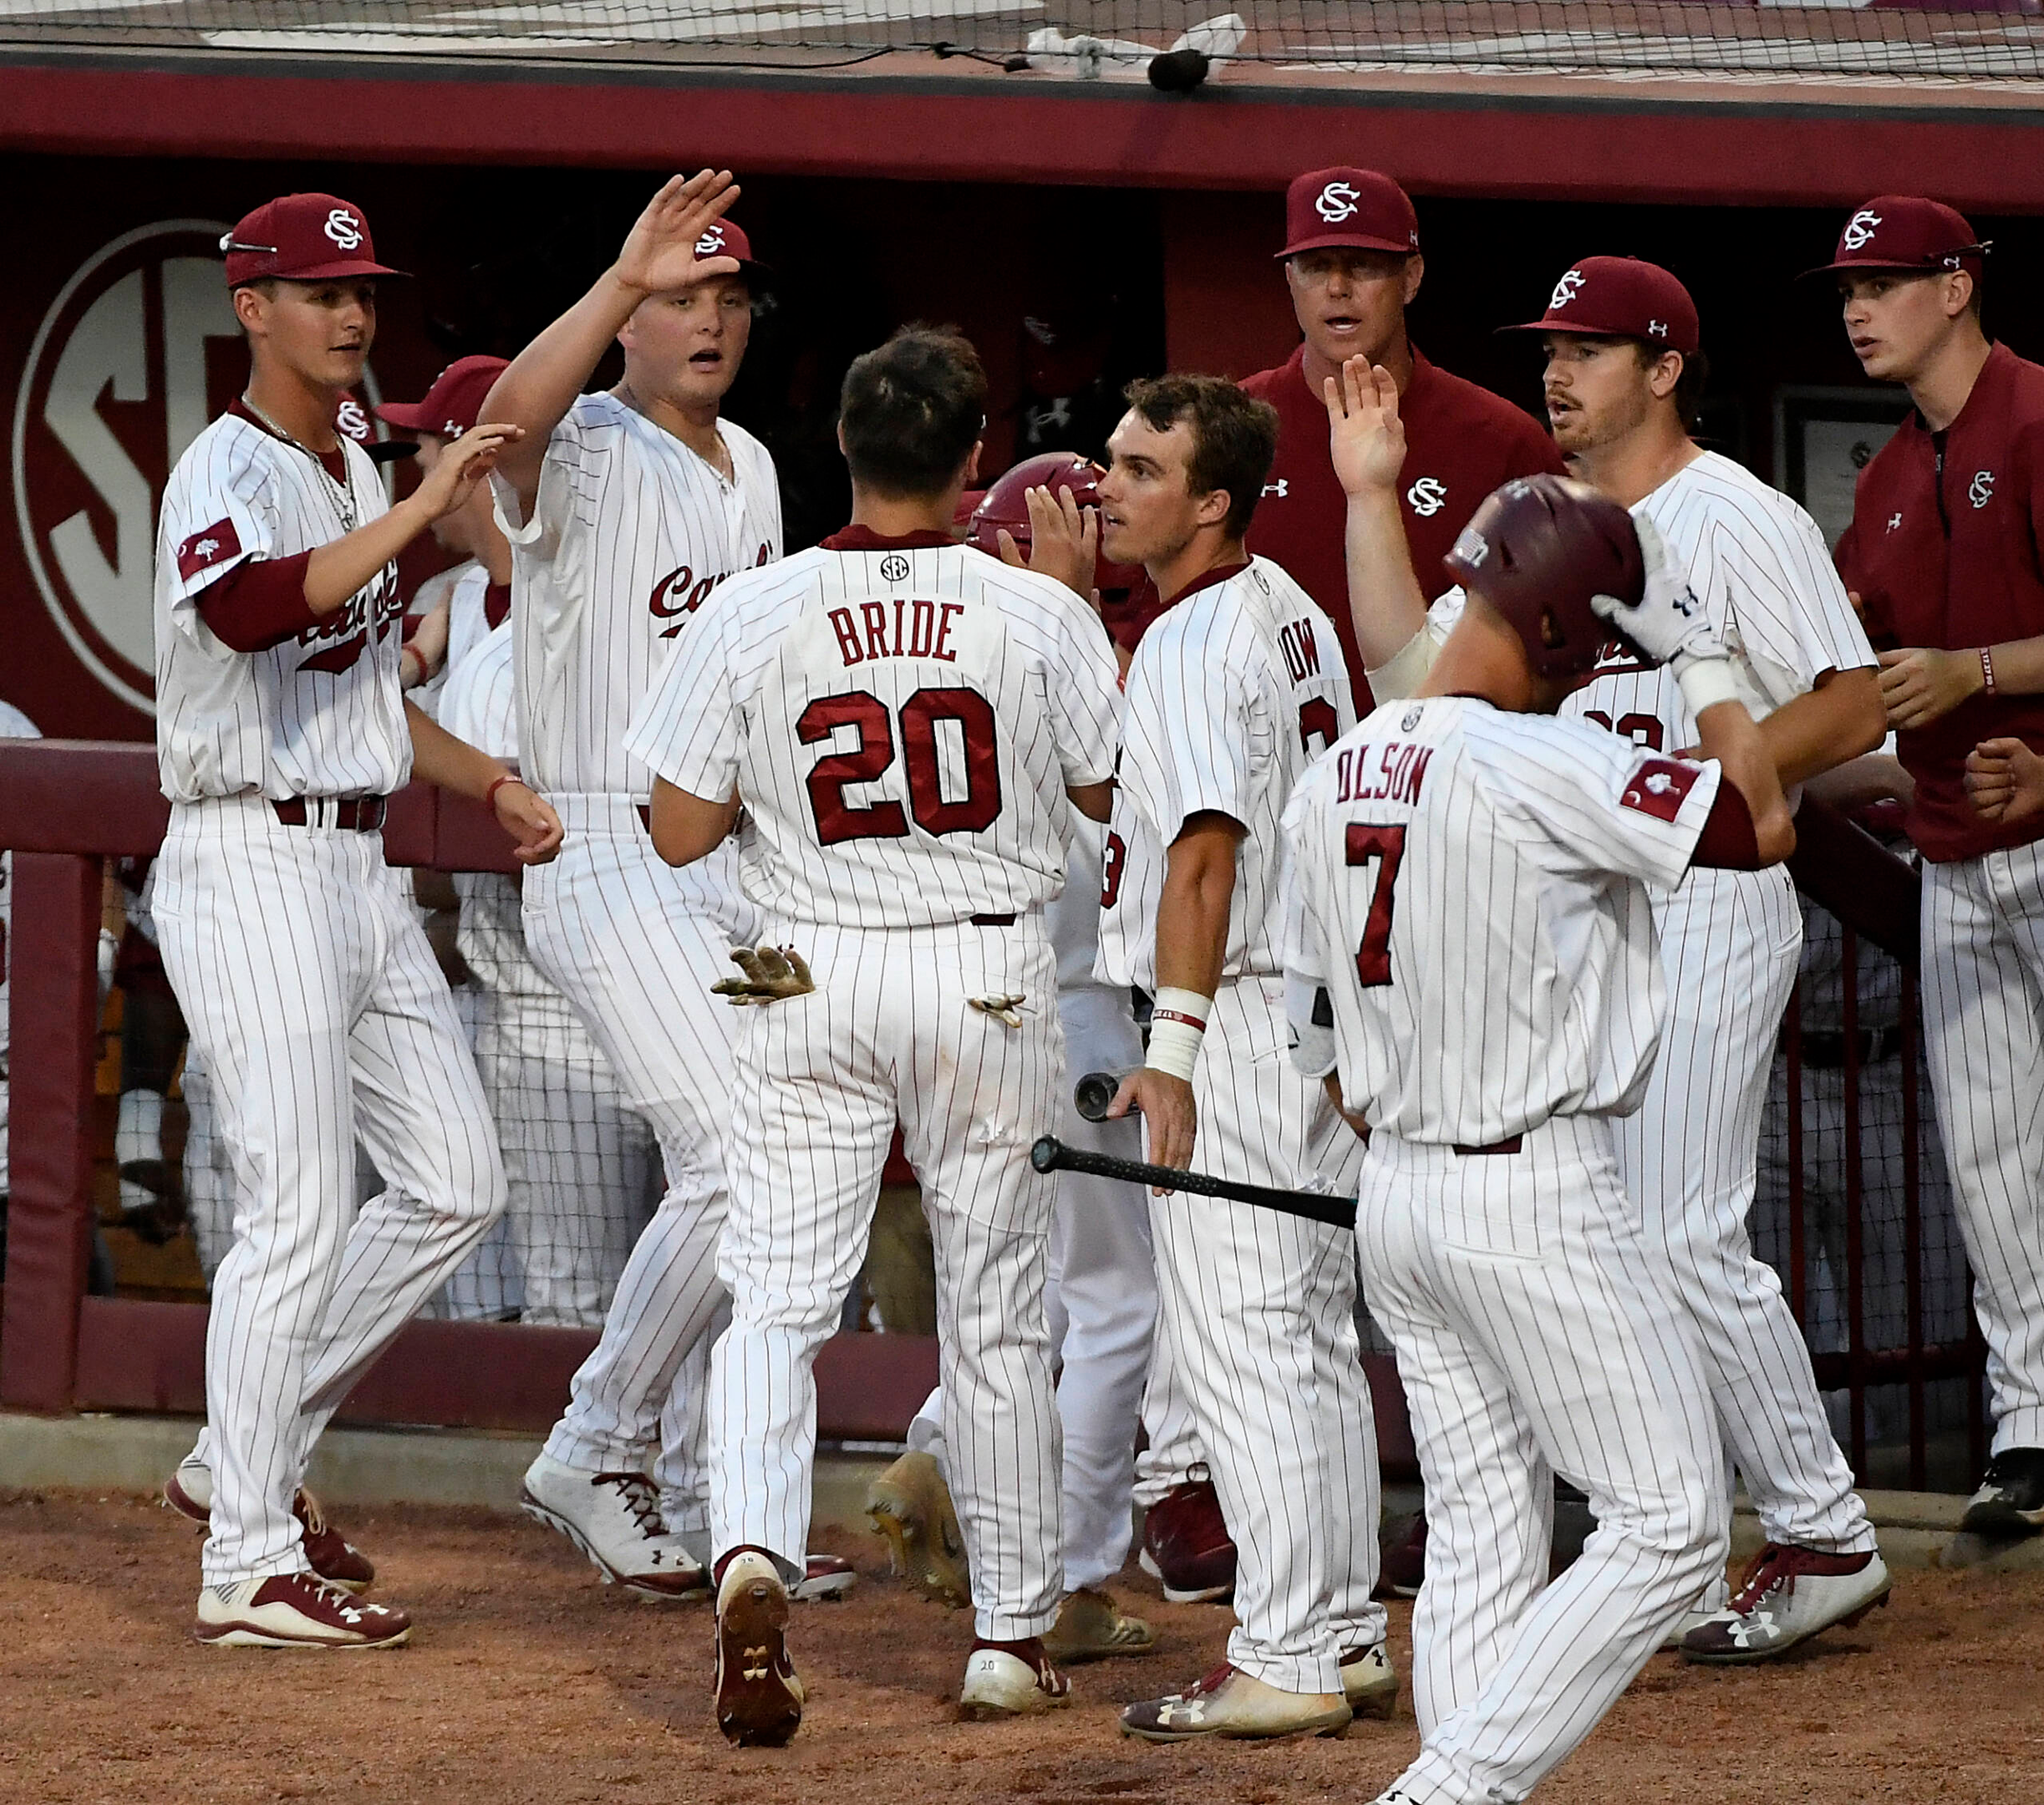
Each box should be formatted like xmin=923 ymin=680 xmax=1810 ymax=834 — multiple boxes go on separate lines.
xmin=176 ymin=517 xmax=242 ymax=581
xmin=1620 ymin=757 xmax=1701 ymax=822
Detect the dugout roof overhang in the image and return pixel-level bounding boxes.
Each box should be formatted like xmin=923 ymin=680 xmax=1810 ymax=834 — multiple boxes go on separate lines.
xmin=1 ymin=44 xmax=2042 ymax=211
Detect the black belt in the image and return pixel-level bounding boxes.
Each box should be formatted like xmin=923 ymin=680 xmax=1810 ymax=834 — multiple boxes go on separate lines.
xmin=969 ymin=913 xmax=1016 ymax=928
xmin=272 ymin=796 xmax=387 ymax=831
xmin=1452 ymin=1136 xmax=1523 ymax=1157
xmin=1798 ymin=1027 xmax=1901 ymax=1070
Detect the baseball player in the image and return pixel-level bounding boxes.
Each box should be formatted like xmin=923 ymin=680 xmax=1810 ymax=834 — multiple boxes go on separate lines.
xmin=870 ymin=453 xmax=1162 ymax=1666
xmin=1287 ymin=475 xmax=1788 ymax=1805
xmin=1331 ymin=257 xmax=1894 ymax=1661
xmin=1826 ymin=195 xmax=2044 ymax=1536
xmin=476 ymin=170 xmax=803 ymax=1599
xmin=623 ymin=326 xmax=1123 ymax=1744
xmin=1091 ymin=374 xmax=1391 ymax=1742
xmin=150 ymin=191 xmax=562 ymax=1649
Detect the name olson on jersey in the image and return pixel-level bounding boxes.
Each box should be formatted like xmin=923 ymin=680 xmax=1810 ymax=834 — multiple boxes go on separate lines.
xmin=827 ymin=598 xmax=969 ymax=669
xmin=1334 ymin=740 xmax=1431 ymax=807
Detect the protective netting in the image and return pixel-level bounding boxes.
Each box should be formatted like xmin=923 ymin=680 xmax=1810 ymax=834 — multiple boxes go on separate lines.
xmin=2 ymin=0 xmax=2041 ymax=84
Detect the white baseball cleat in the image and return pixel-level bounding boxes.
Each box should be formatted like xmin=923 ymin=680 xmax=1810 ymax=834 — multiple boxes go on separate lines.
xmin=1680 ymin=1544 xmax=1890 ymax=1664
xmin=958 ymin=1640 xmax=1071 ymax=1718
xmin=1338 ymin=1640 xmax=1399 ymax=1719
xmin=194 ymin=1574 xmax=410 ymax=1649
xmin=520 ymin=1454 xmax=710 ymax=1600
xmin=1121 ymin=1664 xmax=1351 ymax=1741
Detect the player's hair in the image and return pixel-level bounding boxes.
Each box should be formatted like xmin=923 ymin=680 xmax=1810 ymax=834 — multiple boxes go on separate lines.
xmin=1630 ymin=341 xmax=1712 ymax=430
xmin=1121 ymin=374 xmax=1280 ymax=539
xmin=839 ymin=325 xmax=989 ymax=498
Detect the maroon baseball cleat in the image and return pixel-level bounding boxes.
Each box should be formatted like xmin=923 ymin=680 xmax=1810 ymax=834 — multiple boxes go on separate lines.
xmin=793 ymin=1552 xmax=857 ymax=1601
xmin=165 ymin=1457 xmax=375 ymax=1593
xmin=194 ymin=1574 xmax=409 ymax=1648
xmin=1138 ymin=1467 xmax=1237 ymax=1604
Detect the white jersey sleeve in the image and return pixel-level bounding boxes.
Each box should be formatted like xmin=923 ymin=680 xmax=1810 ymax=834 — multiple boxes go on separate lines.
xmin=1120 ymin=620 xmax=1257 ymax=840
xmin=440 ymin=620 xmax=518 ymax=764
xmin=158 ymin=427 xmax=285 ymax=629
xmin=624 ymin=583 xmax=741 ymax=804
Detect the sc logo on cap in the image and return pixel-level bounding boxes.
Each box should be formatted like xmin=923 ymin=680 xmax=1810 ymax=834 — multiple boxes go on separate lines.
xmin=1843 ymin=209 xmax=1882 ymax=252
xmin=1549 ymin=268 xmax=1587 ymax=310
xmin=695 ymin=226 xmax=728 ymax=257
xmin=325 ymin=208 xmax=364 ymax=251
xmin=1315 ymin=180 xmax=1360 ymax=224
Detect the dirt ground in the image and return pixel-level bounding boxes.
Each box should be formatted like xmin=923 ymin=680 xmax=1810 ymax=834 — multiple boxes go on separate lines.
xmin=3 ymin=1489 xmax=2040 ymax=1805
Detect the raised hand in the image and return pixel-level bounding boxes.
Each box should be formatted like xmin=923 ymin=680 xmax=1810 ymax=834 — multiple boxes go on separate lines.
xmin=414 ymin=422 xmax=525 ymax=522
xmin=1323 ymin=356 xmax=1406 ymax=499
xmin=613 ymin=170 xmax=743 ymax=297
xmin=998 ymin=485 xmax=1099 ymax=600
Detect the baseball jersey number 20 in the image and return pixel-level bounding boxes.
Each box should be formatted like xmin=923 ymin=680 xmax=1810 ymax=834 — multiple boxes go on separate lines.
xmin=798 ymin=687 xmax=1003 ymax=845
xmin=1344 ymin=821 xmax=1407 ymax=987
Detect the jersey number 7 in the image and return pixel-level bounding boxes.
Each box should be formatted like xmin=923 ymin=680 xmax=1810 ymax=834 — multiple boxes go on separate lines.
xmin=1345 ymin=822 xmax=1406 ymax=987
xmin=799 ymin=687 xmax=1002 ymax=845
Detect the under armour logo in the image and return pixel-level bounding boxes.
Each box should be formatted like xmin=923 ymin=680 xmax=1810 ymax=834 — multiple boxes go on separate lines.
xmin=1157 ymin=1698 xmax=1208 ymax=1726
xmin=742 ymin=1645 xmax=772 ymax=1680
xmin=1727 ymin=1609 xmax=1778 ymax=1650
xmin=695 ymin=226 xmax=728 ymax=256
xmin=1970 ymin=470 xmax=1996 ymax=508
xmin=1549 ymin=268 xmax=1587 ymax=310
xmin=1406 ymin=475 xmax=1447 ymax=517
xmin=1027 ymin=397 xmax=1073 ymax=434
xmin=1263 ymin=478 xmax=1289 ymax=498
xmin=1315 ymin=180 xmax=1360 ymax=223
xmin=1888 ymin=512 xmax=1904 ymax=531
xmin=879 ymin=553 xmax=910 ymax=583
xmin=1843 ymin=208 xmax=1882 ymax=252
xmin=1647 ymin=319 xmax=1669 ymax=339
xmin=323 ymin=208 xmax=364 ymax=251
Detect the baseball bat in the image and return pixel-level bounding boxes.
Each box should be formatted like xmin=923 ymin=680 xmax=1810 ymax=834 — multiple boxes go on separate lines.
xmin=1030 ymin=1135 xmax=1356 ymax=1231
xmin=1073 ymin=1069 xmax=1136 ymax=1122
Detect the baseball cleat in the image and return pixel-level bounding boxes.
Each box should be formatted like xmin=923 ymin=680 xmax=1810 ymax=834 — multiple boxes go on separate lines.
xmin=1657 ymin=1604 xmax=1720 ymax=1652
xmin=1137 ymin=1467 xmax=1237 ymax=1604
xmin=958 ymin=1640 xmax=1071 ymax=1718
xmin=864 ymin=1450 xmax=970 ymax=1607
xmin=792 ymin=1552 xmax=857 ymax=1602
xmin=521 ymin=1454 xmax=710 ymax=1600
xmin=1121 ymin=1664 xmax=1350 ymax=1741
xmin=1961 ymin=1447 xmax=2044 ymax=1535
xmin=1679 ymin=1545 xmax=1890 ymax=1664
xmin=1042 ymin=1586 xmax=1156 ymax=1663
xmin=164 ymin=1457 xmax=374 ymax=1594
xmin=194 ymin=1574 xmax=410 ymax=1649
xmin=1339 ymin=1640 xmax=1399 ymax=1719
xmin=714 ymin=1552 xmax=803 ymax=1747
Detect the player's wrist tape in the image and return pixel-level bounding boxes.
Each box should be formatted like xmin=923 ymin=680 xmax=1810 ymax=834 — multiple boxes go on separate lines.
xmin=1676 ymin=657 xmax=1741 ymax=717
xmin=1145 ymin=988 xmax=1213 ymax=1082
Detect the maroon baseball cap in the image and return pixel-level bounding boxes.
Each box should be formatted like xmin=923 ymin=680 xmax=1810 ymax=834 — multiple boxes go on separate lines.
xmin=375 ymin=355 xmax=511 ymax=439
xmin=1277 ymin=168 xmax=1420 ymax=260
xmin=1502 ymin=256 xmax=1701 ymax=356
xmin=1805 ymin=196 xmax=1990 ymax=278
xmin=221 ymin=193 xmax=406 ymax=287
xmin=689 ymin=216 xmax=770 ymax=282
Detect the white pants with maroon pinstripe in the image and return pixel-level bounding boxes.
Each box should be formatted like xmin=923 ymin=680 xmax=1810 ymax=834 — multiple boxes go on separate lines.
xmin=1921 ymin=840 xmax=2044 ymax=1456
xmin=522 ymin=802 xmax=752 ymax=1516
xmin=1147 ymin=974 xmax=1384 ymax=1696
xmin=154 ymin=797 xmax=505 ymax=1586
xmin=1622 ymin=864 xmax=1876 ymax=1594
xmin=711 ymin=913 xmax=1067 ymax=1642
xmin=1359 ymin=1115 xmax=1726 ymax=1805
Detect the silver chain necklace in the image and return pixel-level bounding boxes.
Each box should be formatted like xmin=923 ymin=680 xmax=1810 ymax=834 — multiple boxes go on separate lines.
xmin=240 ymin=391 xmax=359 ymax=532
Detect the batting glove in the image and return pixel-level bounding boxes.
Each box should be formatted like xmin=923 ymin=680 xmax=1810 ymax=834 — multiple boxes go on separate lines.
xmin=712 ymin=945 xmax=816 ymax=1005
xmin=1590 ymin=516 xmax=1728 ymax=677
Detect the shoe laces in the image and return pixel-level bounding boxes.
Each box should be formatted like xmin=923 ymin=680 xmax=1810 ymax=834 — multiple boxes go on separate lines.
xmin=593 ymin=1470 xmax=669 ymax=1542
xmin=1729 ymin=1543 xmax=1823 ymax=1614
xmin=1186 ymin=1662 xmax=1236 ymax=1699
xmin=297 ymin=1490 xmax=330 ymax=1538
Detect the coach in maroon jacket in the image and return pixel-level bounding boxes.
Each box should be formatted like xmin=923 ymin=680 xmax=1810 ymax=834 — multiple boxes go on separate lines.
xmin=1243 ymin=166 xmax=1563 ymax=703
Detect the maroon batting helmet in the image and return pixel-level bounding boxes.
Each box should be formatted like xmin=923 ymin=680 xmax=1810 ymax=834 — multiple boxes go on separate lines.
xmin=1441 ymin=474 xmax=1645 ymax=680
xmin=968 ymin=451 xmax=1141 ymax=597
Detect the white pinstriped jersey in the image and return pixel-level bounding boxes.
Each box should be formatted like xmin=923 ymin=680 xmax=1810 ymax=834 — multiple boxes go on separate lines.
xmin=406 ymin=561 xmax=496 ymax=725
xmin=494 ymin=391 xmax=781 ymax=798
xmin=1430 ymin=452 xmax=1874 ymax=753
xmin=623 ymin=538 xmax=1122 ymax=928
xmin=1283 ymin=695 xmax=1721 ymax=1146
xmin=1096 ymin=556 xmax=1354 ymax=992
xmin=155 ymin=414 xmax=409 ymax=802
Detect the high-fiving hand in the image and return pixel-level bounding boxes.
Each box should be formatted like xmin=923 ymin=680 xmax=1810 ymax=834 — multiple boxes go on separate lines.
xmin=1322 ymin=356 xmax=1406 ymax=500
xmin=613 ymin=169 xmax=743 ymax=299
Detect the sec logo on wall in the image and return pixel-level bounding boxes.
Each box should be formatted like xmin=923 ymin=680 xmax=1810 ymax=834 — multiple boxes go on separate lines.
xmin=11 ymin=221 xmax=385 ymax=714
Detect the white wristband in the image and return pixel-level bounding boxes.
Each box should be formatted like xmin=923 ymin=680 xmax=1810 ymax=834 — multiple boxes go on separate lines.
xmin=1677 ymin=657 xmax=1741 ymax=718
xmin=1145 ymin=987 xmax=1213 ymax=1082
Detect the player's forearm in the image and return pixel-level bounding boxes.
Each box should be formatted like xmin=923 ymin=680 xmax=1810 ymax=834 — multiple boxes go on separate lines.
xmin=1696 ymin=700 xmax=1796 ymax=863
xmin=405 ymin=700 xmax=513 ymax=800
xmin=1345 ymin=486 xmax=1431 ymax=674
xmin=647 ymin=776 xmax=740 ymax=867
xmin=485 ymin=270 xmax=646 ymax=497
xmin=1154 ymin=823 xmax=1240 ymax=999
xmin=1757 ymin=666 xmax=1885 ymax=788
xmin=1983 ymin=633 xmax=2044 ymax=696
xmin=303 ymin=499 xmax=433 ymax=618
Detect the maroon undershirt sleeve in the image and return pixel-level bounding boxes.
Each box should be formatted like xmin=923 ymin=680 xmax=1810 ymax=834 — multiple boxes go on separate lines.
xmin=195 ymin=551 xmax=318 ymax=653
xmin=1690 ymin=782 xmax=1764 ymax=870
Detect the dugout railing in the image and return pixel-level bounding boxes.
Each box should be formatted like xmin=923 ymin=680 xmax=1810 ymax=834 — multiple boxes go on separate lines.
xmin=0 ymin=740 xmax=1988 ymax=1494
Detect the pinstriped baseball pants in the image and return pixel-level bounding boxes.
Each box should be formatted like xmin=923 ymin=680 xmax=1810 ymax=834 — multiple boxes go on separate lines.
xmin=1360 ymin=1115 xmax=1726 ymax=1805
xmin=1921 ymin=840 xmax=2044 ymax=1454
xmin=155 ymin=798 xmax=505 ymax=1585
xmin=1147 ymin=974 xmax=1384 ymax=1696
xmin=711 ymin=913 xmax=1067 ymax=1642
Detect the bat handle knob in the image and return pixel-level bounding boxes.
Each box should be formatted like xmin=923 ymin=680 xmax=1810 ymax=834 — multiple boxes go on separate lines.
xmin=1030 ymin=1136 xmax=1065 ymax=1174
